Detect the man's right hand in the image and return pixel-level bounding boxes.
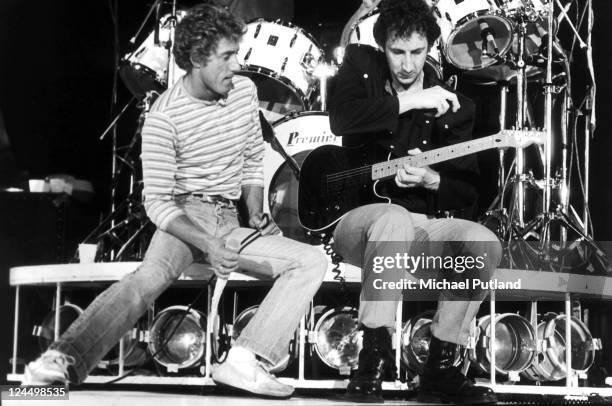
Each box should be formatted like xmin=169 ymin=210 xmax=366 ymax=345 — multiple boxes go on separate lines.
xmin=398 ymin=85 xmax=460 ymax=117
xmin=205 ymin=237 xmax=239 ymax=279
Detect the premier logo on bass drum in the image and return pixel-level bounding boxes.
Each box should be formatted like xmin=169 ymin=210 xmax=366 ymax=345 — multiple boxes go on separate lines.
xmin=286 ymin=131 xmax=337 ymax=147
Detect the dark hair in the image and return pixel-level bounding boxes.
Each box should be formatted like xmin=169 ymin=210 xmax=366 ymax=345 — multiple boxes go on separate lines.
xmin=373 ymin=0 xmax=440 ymax=49
xmin=173 ymin=3 xmax=246 ymax=70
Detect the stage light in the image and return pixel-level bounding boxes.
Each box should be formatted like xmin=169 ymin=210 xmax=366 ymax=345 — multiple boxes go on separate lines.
xmin=148 ymin=305 xmax=206 ymax=371
xmin=312 ymin=306 xmax=362 ymax=372
xmin=472 ymin=313 xmax=538 ymax=375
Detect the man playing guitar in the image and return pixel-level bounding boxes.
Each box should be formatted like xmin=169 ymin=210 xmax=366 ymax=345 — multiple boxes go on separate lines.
xmin=327 ymin=0 xmax=502 ymax=404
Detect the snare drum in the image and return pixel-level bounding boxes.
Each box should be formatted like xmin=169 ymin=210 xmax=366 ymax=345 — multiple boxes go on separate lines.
xmin=263 ymin=111 xmax=341 ymax=244
xmin=347 ymin=10 xmax=443 ymax=80
xmin=120 ymin=13 xmax=186 ymax=98
xmin=435 ymin=0 xmax=513 ymax=70
xmin=237 ymin=20 xmax=323 ymax=117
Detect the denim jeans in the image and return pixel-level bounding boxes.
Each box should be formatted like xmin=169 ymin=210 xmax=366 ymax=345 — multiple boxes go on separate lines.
xmin=50 ymin=197 xmax=328 ymax=383
xmin=333 ymin=203 xmax=502 ymax=346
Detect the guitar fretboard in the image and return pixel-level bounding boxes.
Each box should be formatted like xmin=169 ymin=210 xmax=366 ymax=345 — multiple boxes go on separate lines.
xmin=371 ymin=134 xmax=506 ymax=181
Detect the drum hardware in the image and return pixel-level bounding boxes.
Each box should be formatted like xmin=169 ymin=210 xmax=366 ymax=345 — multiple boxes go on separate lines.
xmin=86 ymin=92 xmax=158 ymax=262
xmin=93 ymin=1 xmax=183 ymax=262
xmin=500 ymin=1 xmax=608 ymax=274
xmin=127 ymin=0 xmax=164 ymax=47
xmin=312 ymin=63 xmax=337 ymax=111
xmin=259 ymin=110 xmax=300 ymax=180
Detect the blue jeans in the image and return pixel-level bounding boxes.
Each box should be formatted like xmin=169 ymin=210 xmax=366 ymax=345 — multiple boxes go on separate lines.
xmin=333 ymin=203 xmax=502 ymax=346
xmin=50 ymin=197 xmax=328 ymax=383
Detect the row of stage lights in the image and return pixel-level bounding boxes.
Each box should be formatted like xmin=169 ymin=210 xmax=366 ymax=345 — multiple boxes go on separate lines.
xmin=32 ymin=303 xmax=600 ymax=382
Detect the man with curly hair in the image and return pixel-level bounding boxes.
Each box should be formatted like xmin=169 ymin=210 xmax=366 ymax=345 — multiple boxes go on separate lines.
xmin=328 ymin=0 xmax=501 ymax=404
xmin=22 ymin=4 xmax=327 ymax=398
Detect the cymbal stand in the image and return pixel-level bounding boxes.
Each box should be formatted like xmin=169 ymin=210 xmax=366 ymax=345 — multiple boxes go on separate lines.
xmin=510 ymin=17 xmax=530 ymax=230
xmin=165 ymin=0 xmax=179 ymax=87
xmin=482 ymin=82 xmax=510 ymax=238
xmin=514 ymin=0 xmax=608 ymax=273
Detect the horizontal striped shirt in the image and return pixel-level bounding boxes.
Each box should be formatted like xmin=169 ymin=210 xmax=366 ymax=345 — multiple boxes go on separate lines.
xmin=141 ymin=75 xmax=264 ymax=230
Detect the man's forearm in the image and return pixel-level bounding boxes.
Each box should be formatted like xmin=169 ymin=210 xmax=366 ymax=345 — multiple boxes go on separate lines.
xmin=241 ymin=184 xmax=264 ymax=220
xmin=163 ymin=214 xmax=216 ymax=254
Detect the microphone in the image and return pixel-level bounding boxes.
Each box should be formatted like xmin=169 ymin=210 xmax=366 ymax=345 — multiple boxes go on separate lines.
xmin=479 ymin=20 xmax=498 ymax=56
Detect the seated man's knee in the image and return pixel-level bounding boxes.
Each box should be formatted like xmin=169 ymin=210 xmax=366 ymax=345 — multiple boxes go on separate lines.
xmin=465 ymin=224 xmax=502 ymax=270
xmin=301 ymin=247 xmax=328 ymax=278
xmin=371 ymin=204 xmax=415 ymax=239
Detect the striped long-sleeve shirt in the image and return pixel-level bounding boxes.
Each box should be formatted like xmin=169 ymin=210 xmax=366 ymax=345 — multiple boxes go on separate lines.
xmin=141 ymin=75 xmax=264 ymax=230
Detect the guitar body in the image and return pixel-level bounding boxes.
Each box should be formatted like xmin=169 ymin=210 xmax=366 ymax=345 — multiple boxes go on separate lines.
xmin=298 ymin=145 xmax=385 ymax=233
xmin=297 ymin=129 xmax=545 ymax=234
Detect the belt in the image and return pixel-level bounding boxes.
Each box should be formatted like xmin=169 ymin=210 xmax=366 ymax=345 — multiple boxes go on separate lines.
xmin=187 ymin=193 xmax=237 ymax=207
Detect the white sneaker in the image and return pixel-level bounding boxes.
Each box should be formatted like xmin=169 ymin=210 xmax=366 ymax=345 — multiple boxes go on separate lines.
xmin=22 ymin=350 xmax=75 ymax=385
xmin=212 ymin=352 xmax=294 ymax=398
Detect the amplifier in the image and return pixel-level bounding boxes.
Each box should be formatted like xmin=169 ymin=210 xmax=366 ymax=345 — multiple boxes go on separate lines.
xmin=0 ymin=191 xmax=98 ymax=268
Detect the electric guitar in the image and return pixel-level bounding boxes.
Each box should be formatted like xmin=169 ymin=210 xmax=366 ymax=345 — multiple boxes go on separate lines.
xmin=297 ymin=129 xmax=545 ymax=234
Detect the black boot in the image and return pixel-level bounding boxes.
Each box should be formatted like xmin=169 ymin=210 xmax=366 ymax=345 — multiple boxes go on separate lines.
xmin=418 ymin=335 xmax=497 ymax=405
xmin=344 ymin=326 xmax=396 ymax=403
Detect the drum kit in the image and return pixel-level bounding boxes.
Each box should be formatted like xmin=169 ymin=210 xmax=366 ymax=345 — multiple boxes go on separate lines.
xmin=98 ymin=0 xmax=600 ymax=265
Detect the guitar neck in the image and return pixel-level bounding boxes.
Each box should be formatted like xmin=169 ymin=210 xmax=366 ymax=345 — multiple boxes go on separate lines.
xmin=371 ymin=133 xmax=505 ymax=181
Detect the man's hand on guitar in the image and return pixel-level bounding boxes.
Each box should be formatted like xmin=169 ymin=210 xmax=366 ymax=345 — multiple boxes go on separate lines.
xmin=398 ymin=85 xmax=460 ymax=117
xmin=249 ymin=213 xmax=281 ymax=236
xmin=394 ymin=148 xmax=440 ymax=191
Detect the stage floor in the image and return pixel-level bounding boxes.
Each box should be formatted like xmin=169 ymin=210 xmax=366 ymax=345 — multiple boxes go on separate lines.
xmin=2 ymin=389 xmax=428 ymax=406
xmin=4 ymin=386 xmax=609 ymax=405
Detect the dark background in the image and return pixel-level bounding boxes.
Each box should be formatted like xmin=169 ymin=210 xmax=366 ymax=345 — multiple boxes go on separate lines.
xmin=0 ymin=0 xmax=610 ymax=384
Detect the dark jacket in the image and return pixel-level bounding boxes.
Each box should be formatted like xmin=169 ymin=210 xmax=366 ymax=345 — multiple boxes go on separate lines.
xmin=328 ymin=44 xmax=480 ymax=218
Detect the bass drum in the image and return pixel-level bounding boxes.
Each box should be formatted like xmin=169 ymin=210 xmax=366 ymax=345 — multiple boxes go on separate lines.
xmin=264 ymin=111 xmax=341 ymax=244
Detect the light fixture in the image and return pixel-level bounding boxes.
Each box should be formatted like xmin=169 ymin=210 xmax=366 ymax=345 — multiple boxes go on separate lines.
xmin=148 ymin=305 xmax=206 ymax=370
xmin=312 ymin=306 xmax=362 ymax=372
xmin=472 ymin=313 xmax=537 ymax=375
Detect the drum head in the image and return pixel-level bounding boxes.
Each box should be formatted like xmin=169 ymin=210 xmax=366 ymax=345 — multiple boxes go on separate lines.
xmin=237 ymin=70 xmax=306 ymax=119
xmin=119 ymin=62 xmax=165 ymax=99
xmin=269 ymin=150 xmax=316 ymax=244
xmin=264 ymin=112 xmax=341 ymax=244
xmin=445 ymin=15 xmax=513 ymax=71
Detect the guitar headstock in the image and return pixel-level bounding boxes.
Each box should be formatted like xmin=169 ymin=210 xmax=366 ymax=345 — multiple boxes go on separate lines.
xmin=497 ymin=129 xmax=547 ymax=148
